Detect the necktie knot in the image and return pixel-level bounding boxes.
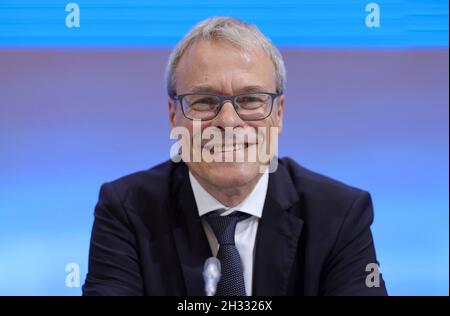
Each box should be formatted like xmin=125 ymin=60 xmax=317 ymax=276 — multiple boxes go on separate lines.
xmin=205 ymin=210 xmax=250 ymax=246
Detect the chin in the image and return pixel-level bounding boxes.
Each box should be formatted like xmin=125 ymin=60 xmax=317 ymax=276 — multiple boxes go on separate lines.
xmin=194 ymin=161 xmax=262 ymax=188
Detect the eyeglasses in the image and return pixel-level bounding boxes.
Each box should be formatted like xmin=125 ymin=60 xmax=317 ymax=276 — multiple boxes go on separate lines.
xmin=172 ymin=92 xmax=281 ymax=121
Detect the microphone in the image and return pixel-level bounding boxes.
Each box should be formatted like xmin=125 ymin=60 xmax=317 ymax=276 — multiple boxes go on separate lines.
xmin=202 ymin=257 xmax=221 ymax=296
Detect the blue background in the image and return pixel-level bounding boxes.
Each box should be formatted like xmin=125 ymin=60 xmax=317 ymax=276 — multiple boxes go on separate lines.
xmin=0 ymin=0 xmax=448 ymax=295
xmin=0 ymin=0 xmax=448 ymax=48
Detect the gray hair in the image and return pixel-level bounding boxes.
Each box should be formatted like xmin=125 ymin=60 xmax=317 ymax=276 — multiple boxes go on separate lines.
xmin=165 ymin=16 xmax=286 ymax=97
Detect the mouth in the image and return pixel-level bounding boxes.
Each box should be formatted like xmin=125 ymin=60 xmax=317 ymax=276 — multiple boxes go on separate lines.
xmin=203 ymin=143 xmax=254 ymax=154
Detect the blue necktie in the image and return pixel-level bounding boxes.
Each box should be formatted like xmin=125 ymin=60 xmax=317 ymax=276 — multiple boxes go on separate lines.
xmin=205 ymin=210 xmax=250 ymax=296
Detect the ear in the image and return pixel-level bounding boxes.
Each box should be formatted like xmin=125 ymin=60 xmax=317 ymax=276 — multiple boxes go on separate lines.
xmin=168 ymin=97 xmax=176 ymax=129
xmin=276 ymin=94 xmax=284 ymax=134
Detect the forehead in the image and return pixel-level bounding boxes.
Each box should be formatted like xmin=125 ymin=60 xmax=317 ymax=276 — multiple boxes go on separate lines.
xmin=174 ymin=39 xmax=276 ymax=94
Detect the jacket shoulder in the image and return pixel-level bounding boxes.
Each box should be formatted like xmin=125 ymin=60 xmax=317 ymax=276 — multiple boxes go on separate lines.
xmin=101 ymin=160 xmax=179 ymax=206
xmin=278 ymin=157 xmax=368 ymax=210
xmin=280 ymin=157 xmax=363 ymax=195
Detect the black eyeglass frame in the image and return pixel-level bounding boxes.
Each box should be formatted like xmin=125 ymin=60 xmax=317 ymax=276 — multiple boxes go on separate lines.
xmin=172 ymin=92 xmax=282 ymax=121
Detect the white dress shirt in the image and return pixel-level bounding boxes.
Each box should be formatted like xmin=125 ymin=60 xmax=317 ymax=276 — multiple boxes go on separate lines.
xmin=189 ymin=170 xmax=269 ymax=296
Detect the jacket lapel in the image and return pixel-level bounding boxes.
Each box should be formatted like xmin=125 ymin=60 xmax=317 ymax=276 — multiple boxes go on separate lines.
xmin=170 ymin=161 xmax=304 ymax=296
xmin=171 ymin=162 xmax=212 ymax=296
xmin=252 ymin=162 xmax=304 ymax=296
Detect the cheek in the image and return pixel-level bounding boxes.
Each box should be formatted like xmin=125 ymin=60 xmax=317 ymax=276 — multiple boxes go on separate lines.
xmin=269 ymin=108 xmax=280 ymax=125
xmin=252 ymin=117 xmax=279 ymax=139
xmin=268 ymin=111 xmax=282 ymax=136
xmin=173 ymin=112 xmax=196 ymax=131
xmin=188 ymin=121 xmax=214 ymax=148
xmin=175 ymin=110 xmax=186 ymax=125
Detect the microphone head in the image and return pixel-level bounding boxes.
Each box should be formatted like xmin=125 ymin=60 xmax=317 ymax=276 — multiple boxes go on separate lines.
xmin=203 ymin=257 xmax=221 ymax=296
xmin=203 ymin=257 xmax=221 ymax=277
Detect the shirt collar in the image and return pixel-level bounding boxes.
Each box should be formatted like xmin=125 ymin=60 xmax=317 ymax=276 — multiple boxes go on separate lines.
xmin=189 ymin=169 xmax=269 ymax=219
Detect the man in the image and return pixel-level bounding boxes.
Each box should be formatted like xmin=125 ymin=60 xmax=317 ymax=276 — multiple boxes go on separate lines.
xmin=82 ymin=17 xmax=387 ymax=296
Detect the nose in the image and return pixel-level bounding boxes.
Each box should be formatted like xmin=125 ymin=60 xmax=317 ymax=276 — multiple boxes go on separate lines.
xmin=210 ymin=100 xmax=245 ymax=129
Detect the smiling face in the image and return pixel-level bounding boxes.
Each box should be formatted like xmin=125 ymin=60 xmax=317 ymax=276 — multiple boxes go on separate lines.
xmin=169 ymin=39 xmax=284 ymax=193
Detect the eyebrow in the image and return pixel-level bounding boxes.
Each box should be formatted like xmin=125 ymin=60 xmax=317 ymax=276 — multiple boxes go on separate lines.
xmin=188 ymin=84 xmax=269 ymax=94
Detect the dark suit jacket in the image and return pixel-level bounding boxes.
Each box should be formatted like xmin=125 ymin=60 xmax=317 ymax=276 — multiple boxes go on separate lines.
xmin=82 ymin=157 xmax=387 ymax=296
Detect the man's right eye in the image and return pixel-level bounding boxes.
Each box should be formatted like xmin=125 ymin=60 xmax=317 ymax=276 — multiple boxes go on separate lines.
xmin=190 ymin=98 xmax=218 ymax=109
xmin=193 ymin=97 xmax=216 ymax=104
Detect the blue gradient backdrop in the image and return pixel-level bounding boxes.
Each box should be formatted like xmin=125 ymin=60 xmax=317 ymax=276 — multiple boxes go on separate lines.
xmin=0 ymin=0 xmax=448 ymax=295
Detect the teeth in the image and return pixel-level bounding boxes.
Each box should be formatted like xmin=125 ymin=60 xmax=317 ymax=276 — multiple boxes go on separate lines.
xmin=208 ymin=144 xmax=245 ymax=153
